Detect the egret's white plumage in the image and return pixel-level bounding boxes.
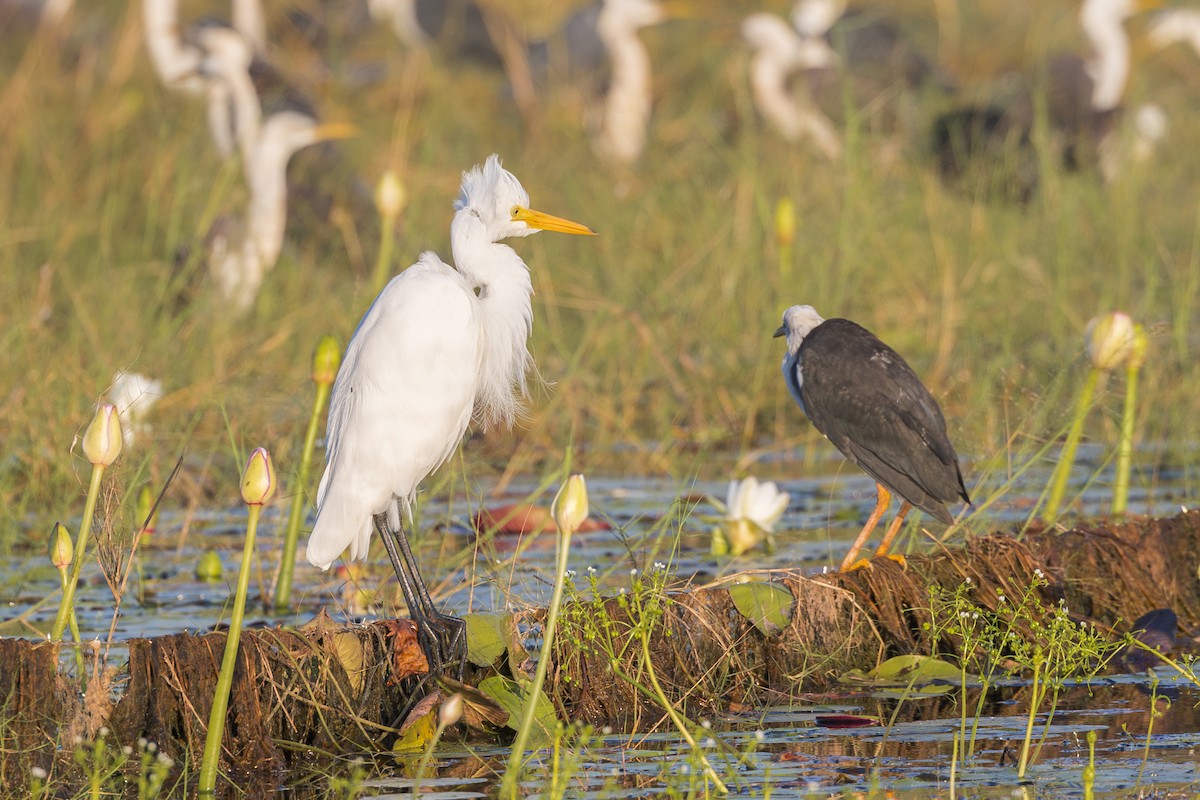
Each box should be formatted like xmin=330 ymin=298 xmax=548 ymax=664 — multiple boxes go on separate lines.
xmin=196 ymin=25 xmax=260 ymax=158
xmin=142 ymin=0 xmax=205 ymax=93
xmin=593 ymin=0 xmax=669 ymax=165
xmin=742 ymin=12 xmax=841 ymax=158
xmin=1148 ymin=8 xmax=1200 ymax=56
xmin=306 ymin=156 xmax=595 ymax=576
xmin=210 ymin=112 xmax=356 ymax=312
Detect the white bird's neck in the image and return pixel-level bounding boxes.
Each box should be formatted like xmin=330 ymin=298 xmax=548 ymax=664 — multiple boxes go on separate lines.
xmin=450 ymin=212 xmax=534 ymax=430
xmin=226 ymin=69 xmax=261 ymax=157
xmin=597 ymin=21 xmax=653 ymax=163
xmin=232 ymin=0 xmax=268 ymax=54
xmin=245 ymin=141 xmax=293 ymax=268
xmin=1082 ymin=0 xmax=1130 ymax=111
xmin=142 ymin=0 xmax=202 ymax=87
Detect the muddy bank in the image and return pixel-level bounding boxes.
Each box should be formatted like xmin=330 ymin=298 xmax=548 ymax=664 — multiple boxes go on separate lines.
xmin=1 ymin=510 xmax=1197 ymax=788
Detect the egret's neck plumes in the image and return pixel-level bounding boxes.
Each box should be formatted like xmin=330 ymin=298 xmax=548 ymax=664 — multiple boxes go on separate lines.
xmin=594 ymin=0 xmax=664 ymax=164
xmin=1081 ymin=0 xmax=1133 ymax=111
xmin=780 ymin=304 xmax=826 ymax=355
xmin=142 ymin=0 xmax=203 ymax=92
xmin=245 ymin=113 xmax=325 ymax=269
xmin=450 ymin=157 xmax=538 ymax=430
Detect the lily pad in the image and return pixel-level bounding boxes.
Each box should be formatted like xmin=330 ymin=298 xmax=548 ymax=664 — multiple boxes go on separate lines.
xmin=478 ymin=675 xmax=559 ymax=745
xmin=728 ymin=581 xmax=794 ymax=636
xmin=466 ymin=611 xmax=512 ymax=668
xmin=840 ymin=655 xmax=970 ymax=692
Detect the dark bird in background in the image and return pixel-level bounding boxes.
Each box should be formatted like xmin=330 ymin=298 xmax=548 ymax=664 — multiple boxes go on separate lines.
xmin=776 ymin=305 xmax=970 ymax=570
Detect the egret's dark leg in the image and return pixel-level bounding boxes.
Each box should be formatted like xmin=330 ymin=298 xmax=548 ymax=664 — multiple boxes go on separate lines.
xmin=372 ymin=512 xmax=466 ymax=679
xmin=839 ymin=483 xmax=892 ymax=571
xmin=874 ymin=500 xmax=913 ymax=559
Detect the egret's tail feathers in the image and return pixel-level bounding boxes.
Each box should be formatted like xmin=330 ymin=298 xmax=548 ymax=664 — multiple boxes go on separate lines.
xmin=305 ymin=489 xmax=373 ymax=571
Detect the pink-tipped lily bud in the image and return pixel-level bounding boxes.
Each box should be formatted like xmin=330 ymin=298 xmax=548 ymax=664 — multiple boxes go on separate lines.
xmin=312 ymin=335 xmax=341 ymax=387
xmin=83 ymin=403 xmax=123 ymax=466
xmin=439 ymin=693 xmax=463 ymax=727
xmin=1127 ymin=324 xmax=1150 ymax=371
xmin=552 ymin=473 xmax=589 ymax=533
xmin=240 ymin=447 xmax=277 ymax=506
xmin=1085 ymin=311 xmax=1135 ymax=371
xmin=774 ymin=197 xmax=796 ymax=249
xmin=49 ymin=522 xmax=73 ymax=571
xmin=375 ymin=170 xmax=406 ymax=222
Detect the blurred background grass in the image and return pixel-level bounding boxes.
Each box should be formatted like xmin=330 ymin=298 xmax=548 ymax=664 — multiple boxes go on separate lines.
xmin=1 ymin=0 xmax=1197 ymax=542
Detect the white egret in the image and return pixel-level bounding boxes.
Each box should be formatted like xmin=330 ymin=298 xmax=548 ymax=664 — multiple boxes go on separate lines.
xmin=741 ymin=12 xmax=842 ymax=159
xmin=1148 ymin=8 xmax=1200 ymax=57
xmin=591 ymin=0 xmax=672 ymax=166
xmin=933 ymin=0 xmax=1156 ymax=191
xmin=142 ymin=0 xmax=206 ymax=94
xmin=306 ymin=156 xmax=595 ymax=673
xmin=775 ymin=305 xmax=969 ymax=570
xmin=196 ymin=25 xmax=260 ymax=159
xmin=209 ymin=112 xmax=356 ymax=313
xmin=108 ymin=371 xmax=164 ymax=448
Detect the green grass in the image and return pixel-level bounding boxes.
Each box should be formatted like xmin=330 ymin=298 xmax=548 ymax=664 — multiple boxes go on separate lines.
xmin=1 ymin=1 xmax=1199 ymax=544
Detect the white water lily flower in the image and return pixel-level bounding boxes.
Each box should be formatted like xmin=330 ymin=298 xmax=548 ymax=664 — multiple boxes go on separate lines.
xmin=108 ymin=371 xmax=163 ymax=447
xmin=713 ymin=476 xmax=790 ymax=556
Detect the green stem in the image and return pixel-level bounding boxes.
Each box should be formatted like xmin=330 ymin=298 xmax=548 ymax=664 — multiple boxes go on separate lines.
xmin=198 ymin=504 xmax=262 ymax=796
xmin=413 ymin=719 xmax=450 ymax=790
xmin=274 ymin=382 xmax=331 ymax=611
xmin=500 ymin=522 xmax=574 ymax=799
xmin=371 ymin=218 xmax=395 ymax=297
xmin=1043 ymin=368 xmax=1101 ymax=521
xmin=1017 ymin=657 xmax=1041 ymax=780
xmin=1082 ymin=730 xmax=1097 ymax=800
xmin=638 ymin=629 xmax=728 ymax=793
xmin=1112 ymin=364 xmax=1140 ymax=518
xmin=50 ymin=465 xmax=105 ymax=641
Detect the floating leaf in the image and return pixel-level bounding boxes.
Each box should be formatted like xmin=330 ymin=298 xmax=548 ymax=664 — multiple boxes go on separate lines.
xmin=466 ymin=612 xmax=512 ymax=668
xmin=333 ymin=631 xmax=366 ymax=693
xmin=728 ymin=581 xmax=794 ymax=636
xmin=840 ymin=655 xmax=969 ymax=692
xmin=478 ymin=675 xmax=559 ymax=745
xmin=814 ymin=714 xmax=881 ymax=728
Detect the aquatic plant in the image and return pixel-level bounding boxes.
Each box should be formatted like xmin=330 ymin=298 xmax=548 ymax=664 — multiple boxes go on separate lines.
xmin=502 ymin=473 xmax=588 ymax=798
xmin=1043 ymin=311 xmax=1135 ymax=521
xmin=50 ymin=403 xmax=122 ymax=642
xmin=274 ymin=334 xmax=340 ymax=611
xmin=711 ymin=475 xmax=790 ymax=556
xmin=371 ymin=169 xmax=406 ymax=296
xmin=1112 ymin=323 xmax=1149 ymax=518
xmin=199 ymin=447 xmax=276 ymax=795
xmin=775 ymin=196 xmax=796 ymax=283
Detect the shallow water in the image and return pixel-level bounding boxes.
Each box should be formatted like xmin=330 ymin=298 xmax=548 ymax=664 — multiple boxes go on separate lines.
xmin=2 ymin=449 xmax=1197 ymax=796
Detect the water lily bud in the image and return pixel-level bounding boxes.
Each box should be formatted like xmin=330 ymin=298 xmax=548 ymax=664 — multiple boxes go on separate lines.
xmin=82 ymin=403 xmax=123 ymax=466
xmin=552 ymin=473 xmax=589 ymax=533
xmin=439 ymin=693 xmax=463 ymax=727
xmin=1084 ymin=311 xmax=1135 ymax=371
xmin=774 ymin=197 xmax=796 ymax=248
xmin=49 ymin=522 xmax=73 ymax=571
xmin=375 ymin=170 xmax=406 ymax=221
xmin=240 ymin=448 xmax=276 ymax=506
xmin=312 ymin=334 xmax=341 ymax=386
xmin=1127 ymin=323 xmax=1149 ymax=371
xmin=195 ymin=550 xmax=223 ymax=581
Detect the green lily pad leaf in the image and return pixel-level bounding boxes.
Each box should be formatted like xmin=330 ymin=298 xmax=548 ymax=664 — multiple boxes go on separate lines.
xmin=728 ymin=581 xmax=794 ymax=636
xmin=840 ymin=655 xmax=970 ymax=690
xmin=478 ymin=675 xmax=559 ymax=746
xmin=466 ymin=611 xmax=512 ymax=668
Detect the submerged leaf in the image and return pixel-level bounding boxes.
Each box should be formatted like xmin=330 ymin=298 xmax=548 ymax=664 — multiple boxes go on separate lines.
xmin=333 ymin=631 xmax=366 ymax=693
xmin=478 ymin=675 xmax=559 ymax=745
xmin=392 ymin=693 xmax=439 ymax=752
xmin=728 ymin=581 xmax=794 ymax=636
xmin=466 ymin=612 xmax=512 ymax=668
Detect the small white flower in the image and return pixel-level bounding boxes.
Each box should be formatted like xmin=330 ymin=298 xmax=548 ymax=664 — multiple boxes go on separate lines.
xmin=108 ymin=371 xmax=163 ymax=447
xmin=755 ymin=729 xmax=766 ymax=742
xmin=1034 ymin=568 xmax=1044 ymax=578
xmin=587 ymin=565 xmax=597 ymax=575
xmin=123 ymin=745 xmax=133 ymax=756
xmin=565 ymin=569 xmax=576 ymax=578
xmin=630 ymin=568 xmax=638 ymax=576
xmin=701 ymin=719 xmax=712 ymax=729
xmin=30 ymin=767 xmax=47 ymax=780
xmin=653 ymin=561 xmax=666 ymax=571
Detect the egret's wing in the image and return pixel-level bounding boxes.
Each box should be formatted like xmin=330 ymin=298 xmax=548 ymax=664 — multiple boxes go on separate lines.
xmin=307 ymin=253 xmax=479 ymax=568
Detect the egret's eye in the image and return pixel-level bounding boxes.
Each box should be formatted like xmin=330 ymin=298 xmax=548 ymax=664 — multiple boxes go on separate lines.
xmin=510 ymin=206 xmax=521 ymax=218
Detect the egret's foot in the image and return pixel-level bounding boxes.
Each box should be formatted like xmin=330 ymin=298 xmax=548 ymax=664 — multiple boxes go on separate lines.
xmin=415 ymin=612 xmax=467 ymax=679
xmin=883 ymin=553 xmax=907 ymax=568
xmin=842 ymin=557 xmax=874 ymax=573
